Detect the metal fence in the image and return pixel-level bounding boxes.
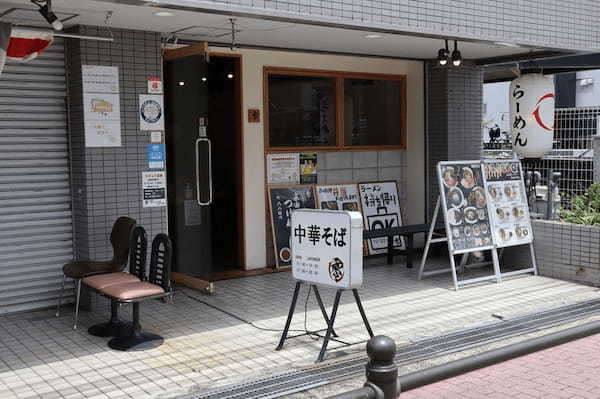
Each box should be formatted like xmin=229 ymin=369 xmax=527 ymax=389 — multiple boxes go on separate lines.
xmin=521 ymin=106 xmax=599 ymax=208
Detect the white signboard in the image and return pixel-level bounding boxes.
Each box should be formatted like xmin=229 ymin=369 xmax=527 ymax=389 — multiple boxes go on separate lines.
xmin=142 ymin=171 xmax=167 ymax=207
xmin=139 ymin=94 xmax=165 ymax=131
xmin=358 ymin=181 xmax=405 ymax=254
xmin=267 ymin=153 xmax=299 ymax=184
xmin=483 ymin=160 xmax=533 ymax=248
xmin=291 ymin=209 xmax=363 ymax=289
xmin=82 ymin=65 xmax=121 ymax=147
xmin=316 ymin=183 xmax=361 ymax=212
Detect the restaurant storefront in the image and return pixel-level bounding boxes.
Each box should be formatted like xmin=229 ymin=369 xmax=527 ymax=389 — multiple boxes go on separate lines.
xmin=1 ymin=0 xmax=598 ymax=313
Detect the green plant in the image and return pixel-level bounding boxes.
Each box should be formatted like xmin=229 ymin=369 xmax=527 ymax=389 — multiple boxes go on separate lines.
xmin=560 ymin=183 xmax=600 ymax=225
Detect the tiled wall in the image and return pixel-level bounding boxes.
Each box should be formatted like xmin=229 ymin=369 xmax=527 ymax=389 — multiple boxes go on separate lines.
xmin=504 ymin=220 xmax=600 ymax=287
xmin=66 ymin=26 xmax=168 ymax=262
xmin=425 ymin=61 xmax=483 ymax=219
xmin=184 ymin=0 xmax=600 ymax=51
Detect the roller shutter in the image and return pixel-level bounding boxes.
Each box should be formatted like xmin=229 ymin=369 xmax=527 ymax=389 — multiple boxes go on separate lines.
xmin=0 ymin=38 xmax=74 ymax=314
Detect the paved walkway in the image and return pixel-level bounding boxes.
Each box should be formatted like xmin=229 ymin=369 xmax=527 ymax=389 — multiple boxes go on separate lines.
xmin=402 ymin=333 xmax=600 ymax=399
xmin=0 ymin=258 xmax=598 ymax=399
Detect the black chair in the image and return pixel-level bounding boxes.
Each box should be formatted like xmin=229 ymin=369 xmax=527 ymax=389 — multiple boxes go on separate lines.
xmin=84 ymin=226 xmax=148 ymax=337
xmin=98 ymin=234 xmax=174 ymax=351
xmin=56 ymin=216 xmax=137 ymax=329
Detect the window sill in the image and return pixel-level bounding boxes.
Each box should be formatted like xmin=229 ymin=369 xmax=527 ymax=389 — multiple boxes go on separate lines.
xmin=266 ymin=145 xmax=406 ymax=153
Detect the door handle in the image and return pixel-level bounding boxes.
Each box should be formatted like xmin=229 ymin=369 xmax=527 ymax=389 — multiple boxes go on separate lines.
xmin=195 ymin=137 xmax=213 ymax=206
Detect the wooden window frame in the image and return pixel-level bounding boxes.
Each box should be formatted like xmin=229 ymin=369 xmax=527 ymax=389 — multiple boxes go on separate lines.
xmin=263 ymin=66 xmax=407 ymax=153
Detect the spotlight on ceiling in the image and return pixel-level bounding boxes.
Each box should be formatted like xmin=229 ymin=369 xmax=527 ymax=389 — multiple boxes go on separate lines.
xmin=227 ymin=73 xmax=234 ymax=79
xmin=31 ymin=0 xmax=63 ymax=31
xmin=437 ymin=39 xmax=449 ymax=66
xmin=201 ymin=76 xmax=207 ymax=82
xmin=451 ymin=40 xmax=462 ymax=67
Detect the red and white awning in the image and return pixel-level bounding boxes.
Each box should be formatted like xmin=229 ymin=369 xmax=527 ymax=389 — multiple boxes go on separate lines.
xmin=0 ymin=23 xmax=54 ymax=74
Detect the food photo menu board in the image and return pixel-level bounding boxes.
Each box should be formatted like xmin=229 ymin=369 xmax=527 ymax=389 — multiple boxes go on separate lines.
xmin=438 ymin=161 xmax=494 ymax=252
xmin=483 ymin=160 xmax=533 ymax=248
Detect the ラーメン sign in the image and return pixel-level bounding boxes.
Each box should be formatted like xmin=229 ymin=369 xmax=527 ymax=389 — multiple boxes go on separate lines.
xmin=291 ymin=209 xmax=363 ymax=289
xmin=509 ymin=74 xmax=555 ymax=158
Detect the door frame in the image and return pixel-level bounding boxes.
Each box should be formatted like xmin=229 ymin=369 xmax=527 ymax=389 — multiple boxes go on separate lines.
xmin=163 ymin=45 xmax=246 ymax=276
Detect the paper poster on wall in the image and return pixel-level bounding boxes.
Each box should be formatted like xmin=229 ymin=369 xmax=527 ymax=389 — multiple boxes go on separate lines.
xmin=82 ymin=65 xmax=121 ymax=147
xmin=139 ymin=94 xmax=165 ymax=131
xmin=437 ymin=161 xmax=494 ymax=253
xmin=268 ymin=185 xmax=316 ymax=267
xmin=316 ymin=183 xmax=361 ymax=212
xmin=299 ymin=153 xmax=317 ymax=184
xmin=147 ymin=143 xmax=165 ymax=169
xmin=358 ymin=181 xmax=405 ymax=254
xmin=267 ymin=153 xmax=299 ymax=184
xmin=142 ymin=171 xmax=167 ymax=207
xmin=483 ymin=160 xmax=533 ymax=248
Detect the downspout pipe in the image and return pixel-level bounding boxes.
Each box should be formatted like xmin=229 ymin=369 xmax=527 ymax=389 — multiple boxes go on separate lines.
xmin=399 ymin=320 xmax=600 ymax=392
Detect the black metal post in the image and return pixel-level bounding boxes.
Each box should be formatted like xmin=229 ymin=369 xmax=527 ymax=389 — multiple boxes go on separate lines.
xmin=276 ymin=281 xmax=302 ymax=351
xmin=406 ymin=234 xmax=413 ymax=268
xmin=317 ymin=289 xmax=342 ymax=362
xmin=365 ymin=335 xmax=399 ymax=399
xmin=386 ymin=235 xmax=394 ymax=264
xmin=311 ymin=285 xmax=338 ymax=338
xmin=353 ymin=289 xmax=374 ymax=338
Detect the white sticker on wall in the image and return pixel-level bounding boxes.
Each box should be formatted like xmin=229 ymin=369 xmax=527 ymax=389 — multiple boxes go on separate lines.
xmin=139 ymin=94 xmax=164 ymax=131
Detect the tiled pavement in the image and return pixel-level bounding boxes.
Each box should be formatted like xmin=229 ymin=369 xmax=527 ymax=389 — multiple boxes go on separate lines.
xmin=402 ymin=333 xmax=600 ymax=399
xmin=0 ymin=258 xmax=599 ymax=399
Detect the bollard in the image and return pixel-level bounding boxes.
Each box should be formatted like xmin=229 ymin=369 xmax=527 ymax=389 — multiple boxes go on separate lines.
xmin=364 ymin=335 xmax=400 ymax=399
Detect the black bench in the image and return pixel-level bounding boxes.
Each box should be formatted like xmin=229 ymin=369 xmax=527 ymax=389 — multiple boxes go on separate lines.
xmin=363 ymin=222 xmax=445 ymax=267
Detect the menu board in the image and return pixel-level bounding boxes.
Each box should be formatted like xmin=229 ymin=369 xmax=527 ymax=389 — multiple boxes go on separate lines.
xmin=437 ymin=162 xmax=493 ymax=252
xmin=315 ymin=184 xmax=361 ymax=212
xmin=483 ymin=160 xmax=533 ymax=248
xmin=358 ymin=181 xmax=405 ymax=255
xmin=268 ymin=185 xmax=316 ymax=267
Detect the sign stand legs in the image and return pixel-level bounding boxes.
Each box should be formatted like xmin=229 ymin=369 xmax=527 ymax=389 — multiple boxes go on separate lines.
xmin=276 ymin=282 xmax=337 ymax=352
xmin=276 ymin=282 xmax=374 ymax=363
xmin=418 ymin=196 xmax=444 ymax=280
xmin=530 ymin=243 xmax=539 ymax=275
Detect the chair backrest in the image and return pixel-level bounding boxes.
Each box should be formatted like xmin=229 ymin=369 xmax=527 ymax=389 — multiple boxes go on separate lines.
xmin=110 ymin=216 xmax=137 ymax=266
xmin=149 ymin=234 xmax=173 ymax=292
xmin=128 ymin=226 xmax=148 ymax=280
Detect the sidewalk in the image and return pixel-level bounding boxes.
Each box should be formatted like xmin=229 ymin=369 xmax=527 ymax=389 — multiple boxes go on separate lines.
xmin=402 ymin=333 xmax=600 ymax=399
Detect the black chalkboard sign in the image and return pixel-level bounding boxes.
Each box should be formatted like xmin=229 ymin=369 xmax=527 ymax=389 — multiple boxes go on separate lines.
xmin=268 ymin=185 xmax=316 ymax=267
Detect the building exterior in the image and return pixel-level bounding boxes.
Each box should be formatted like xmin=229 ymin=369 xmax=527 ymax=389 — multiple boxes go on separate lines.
xmin=1 ymin=0 xmax=600 ymax=314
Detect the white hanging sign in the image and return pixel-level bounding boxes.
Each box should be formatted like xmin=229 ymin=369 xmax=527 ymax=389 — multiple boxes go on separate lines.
xmin=291 ymin=209 xmax=363 ymax=289
xmin=509 ymin=74 xmax=555 ymax=158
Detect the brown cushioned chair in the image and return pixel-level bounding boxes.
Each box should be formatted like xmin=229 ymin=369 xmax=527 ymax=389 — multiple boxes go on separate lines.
xmin=56 ymin=216 xmax=137 ymax=329
xmin=85 ymin=225 xmax=148 ymax=337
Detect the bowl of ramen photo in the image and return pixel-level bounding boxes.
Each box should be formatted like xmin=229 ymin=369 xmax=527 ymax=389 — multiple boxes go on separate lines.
xmin=448 ymin=187 xmax=464 ymax=207
xmin=515 ymin=226 xmax=529 ymax=239
xmin=461 ymin=167 xmax=476 ymax=189
xmin=464 ymin=207 xmax=478 ymax=224
xmin=471 ymin=186 xmax=486 ymax=208
xmin=512 ymin=206 xmax=524 ymax=218
xmin=442 ymin=167 xmax=458 ymax=188
xmin=464 ymin=225 xmax=472 ymax=236
xmin=496 ymin=207 xmax=508 ymax=221
xmin=448 ymin=208 xmax=463 ymax=226
xmin=487 ymin=184 xmax=500 ymax=201
xmin=498 ymin=228 xmax=513 ymax=242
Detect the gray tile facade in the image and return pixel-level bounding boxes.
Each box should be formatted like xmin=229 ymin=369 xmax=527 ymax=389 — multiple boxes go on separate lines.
xmin=425 ymin=61 xmax=483 ymax=219
xmin=180 ymin=0 xmax=600 ymax=51
xmin=66 ymin=27 xmax=168 ymax=262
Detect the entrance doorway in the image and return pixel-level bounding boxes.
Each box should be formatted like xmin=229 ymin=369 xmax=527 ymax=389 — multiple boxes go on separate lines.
xmin=164 ymin=49 xmax=244 ymax=286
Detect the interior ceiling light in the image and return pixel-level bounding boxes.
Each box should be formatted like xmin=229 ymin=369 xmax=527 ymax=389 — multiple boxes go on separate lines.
xmin=201 ymin=76 xmax=207 ymax=82
xmin=155 ymin=11 xmax=175 ymax=17
xmin=30 ymin=0 xmax=62 ymax=30
xmin=364 ymin=34 xmax=382 ymax=39
xmin=227 ymin=73 xmax=234 ymax=79
xmin=437 ymin=39 xmax=449 ymax=66
xmin=451 ymin=40 xmax=462 ymax=67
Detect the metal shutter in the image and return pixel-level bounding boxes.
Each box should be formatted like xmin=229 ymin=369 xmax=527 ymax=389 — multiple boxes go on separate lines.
xmin=0 ymin=38 xmax=74 ymax=314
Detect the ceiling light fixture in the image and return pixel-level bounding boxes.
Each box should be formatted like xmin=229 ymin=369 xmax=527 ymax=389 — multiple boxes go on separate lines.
xmin=227 ymin=73 xmax=234 ymax=79
xmin=437 ymin=39 xmax=449 ymax=66
xmin=201 ymin=76 xmax=207 ymax=82
xmin=451 ymin=40 xmax=462 ymax=67
xmin=364 ymin=34 xmax=382 ymax=39
xmin=155 ymin=11 xmax=175 ymax=17
xmin=30 ymin=0 xmax=63 ymax=31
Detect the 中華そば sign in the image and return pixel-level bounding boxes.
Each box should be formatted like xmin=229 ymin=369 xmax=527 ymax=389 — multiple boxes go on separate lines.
xmin=291 ymin=209 xmax=363 ymax=289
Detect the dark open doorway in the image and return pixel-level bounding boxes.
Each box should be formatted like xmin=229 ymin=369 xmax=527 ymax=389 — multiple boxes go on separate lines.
xmin=164 ymin=50 xmax=244 ymax=286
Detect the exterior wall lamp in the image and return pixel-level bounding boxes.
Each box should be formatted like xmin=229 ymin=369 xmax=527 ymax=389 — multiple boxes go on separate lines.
xmin=437 ymin=39 xmax=463 ymax=67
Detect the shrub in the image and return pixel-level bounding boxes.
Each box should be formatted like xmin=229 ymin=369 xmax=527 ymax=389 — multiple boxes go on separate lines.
xmin=560 ymin=183 xmax=600 ymax=226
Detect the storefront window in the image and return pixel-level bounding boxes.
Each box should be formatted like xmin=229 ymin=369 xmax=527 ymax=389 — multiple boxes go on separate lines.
xmin=344 ymin=78 xmax=403 ymax=146
xmin=268 ymin=74 xmax=336 ymax=148
xmin=264 ymin=68 xmax=406 ymax=151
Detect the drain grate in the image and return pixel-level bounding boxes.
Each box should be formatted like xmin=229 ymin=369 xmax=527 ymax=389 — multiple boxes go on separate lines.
xmin=186 ymin=297 xmax=600 ymax=399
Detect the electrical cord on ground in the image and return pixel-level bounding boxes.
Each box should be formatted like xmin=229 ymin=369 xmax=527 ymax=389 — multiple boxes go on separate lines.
xmin=180 ymin=288 xmax=317 ymax=335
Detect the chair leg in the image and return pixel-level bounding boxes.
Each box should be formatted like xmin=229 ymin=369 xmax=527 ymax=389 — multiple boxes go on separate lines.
xmin=108 ymin=302 xmax=164 ymax=351
xmin=56 ymin=274 xmax=67 ymax=317
xmin=73 ymin=279 xmax=82 ymax=330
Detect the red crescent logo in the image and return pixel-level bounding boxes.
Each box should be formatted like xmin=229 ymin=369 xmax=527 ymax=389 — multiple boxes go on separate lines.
xmin=532 ymin=93 xmax=555 ymax=131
